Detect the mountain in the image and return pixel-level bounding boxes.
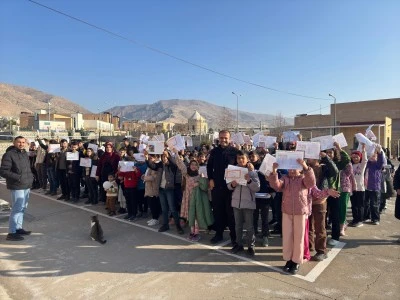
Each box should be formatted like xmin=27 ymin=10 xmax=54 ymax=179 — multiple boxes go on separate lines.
xmin=107 ymin=99 xmax=293 ymax=129
xmin=0 ymin=83 xmax=293 ymax=128
xmin=0 ymin=83 xmax=91 ymax=117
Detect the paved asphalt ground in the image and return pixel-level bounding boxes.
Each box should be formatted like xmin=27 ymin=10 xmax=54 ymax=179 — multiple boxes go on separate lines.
xmin=0 ymin=180 xmax=399 ymax=299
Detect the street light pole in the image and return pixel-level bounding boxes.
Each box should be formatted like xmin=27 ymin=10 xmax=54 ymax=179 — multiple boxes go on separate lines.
xmin=232 ymin=92 xmax=241 ymax=133
xmin=329 ymin=94 xmax=337 ymax=135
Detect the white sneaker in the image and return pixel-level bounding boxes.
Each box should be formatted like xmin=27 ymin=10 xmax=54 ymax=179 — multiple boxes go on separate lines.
xmin=328 ymin=239 xmax=338 ymax=246
xmin=148 ymin=219 xmax=159 ymax=226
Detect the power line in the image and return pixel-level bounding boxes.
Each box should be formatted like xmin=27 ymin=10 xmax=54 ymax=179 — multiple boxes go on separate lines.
xmin=27 ymin=0 xmax=331 ymax=102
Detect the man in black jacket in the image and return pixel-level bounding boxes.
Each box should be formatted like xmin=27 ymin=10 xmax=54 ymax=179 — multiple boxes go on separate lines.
xmin=207 ymin=130 xmax=239 ymax=245
xmin=0 ymin=136 xmax=34 ymax=241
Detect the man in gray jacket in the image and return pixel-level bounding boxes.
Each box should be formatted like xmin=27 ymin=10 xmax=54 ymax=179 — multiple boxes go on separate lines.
xmin=0 ymin=136 xmax=34 ymax=241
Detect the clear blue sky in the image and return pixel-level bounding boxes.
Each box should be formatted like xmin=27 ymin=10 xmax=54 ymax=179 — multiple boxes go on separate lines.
xmin=1 ymin=0 xmax=399 ymax=120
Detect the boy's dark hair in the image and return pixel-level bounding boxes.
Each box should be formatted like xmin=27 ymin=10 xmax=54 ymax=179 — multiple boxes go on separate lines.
xmin=237 ymin=150 xmax=248 ymax=158
xmin=248 ymin=150 xmax=258 ymax=157
xmin=70 ymin=141 xmax=78 ymax=146
xmin=108 ymin=173 xmax=115 ymax=178
xmin=60 ymin=139 xmax=68 ymax=144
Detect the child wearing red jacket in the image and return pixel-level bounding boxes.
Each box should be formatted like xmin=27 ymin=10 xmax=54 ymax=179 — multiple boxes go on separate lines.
xmin=118 ymin=165 xmax=142 ymax=221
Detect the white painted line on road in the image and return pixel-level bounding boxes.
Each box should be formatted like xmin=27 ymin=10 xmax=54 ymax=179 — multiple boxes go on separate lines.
xmin=303 ymin=241 xmax=346 ymax=282
xmin=1 ymin=184 xmax=343 ymax=283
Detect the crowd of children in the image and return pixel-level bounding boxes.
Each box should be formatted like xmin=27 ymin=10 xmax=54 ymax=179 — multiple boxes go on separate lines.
xmin=24 ymin=131 xmax=399 ymax=275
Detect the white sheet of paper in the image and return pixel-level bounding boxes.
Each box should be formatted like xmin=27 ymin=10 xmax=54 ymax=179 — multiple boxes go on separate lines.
xmin=333 ymin=133 xmax=348 ymax=148
xmin=275 ymin=150 xmax=304 ymax=170
xmin=119 ymin=161 xmax=135 ymax=172
xmin=225 ymin=165 xmax=248 ymax=186
xmin=213 ymin=132 xmax=219 ymax=141
xmin=153 ymin=134 xmax=165 ymax=142
xmin=87 ymin=143 xmax=98 ymax=153
xmin=199 ymin=166 xmax=207 ymax=178
xmin=147 ymin=141 xmax=165 ymax=154
xmin=66 ymin=152 xmax=79 ymax=161
xmin=258 ymin=154 xmax=276 ymax=175
xmin=243 ymin=134 xmax=251 ymax=144
xmin=138 ymin=143 xmax=147 ymax=153
xmin=152 ymin=134 xmax=164 ymax=142
xmin=365 ymin=127 xmax=377 ymax=141
xmin=252 ymin=132 xmax=262 ymax=147
xmin=358 ymin=142 xmax=377 ymax=158
xmin=133 ymin=153 xmax=146 ymax=162
xmin=295 ymin=141 xmax=321 ymax=159
xmin=231 ymin=133 xmax=245 ymax=145
xmin=90 ymin=166 xmax=97 ymax=178
xmin=80 ymin=158 xmax=92 ymax=167
xmin=48 ymin=144 xmax=60 ymax=153
xmin=311 ymin=135 xmax=334 ymax=151
xmin=167 ymin=134 xmax=186 ymax=151
xmin=184 ymin=136 xmax=193 ymax=147
xmin=355 ymin=133 xmax=373 ymax=147
xmin=283 ymin=131 xmax=299 ymax=142
xmin=259 ymin=136 xmax=277 ymax=148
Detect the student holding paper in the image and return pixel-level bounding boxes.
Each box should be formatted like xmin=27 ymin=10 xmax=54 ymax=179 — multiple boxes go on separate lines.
xmin=325 ymin=142 xmax=351 ymax=246
xmin=143 ymin=154 xmax=163 ymax=226
xmin=83 ymin=148 xmax=99 ymax=205
xmin=364 ymin=145 xmax=384 ymax=225
xmin=147 ymin=151 xmax=184 ymax=234
xmin=40 ymin=139 xmax=59 ymax=196
xmin=268 ymin=159 xmax=315 ymax=275
xmin=55 ymin=139 xmax=70 ymax=201
xmin=249 ymin=151 xmax=274 ymax=247
xmin=228 ymin=151 xmax=260 ymax=256
xmin=349 ymin=144 xmax=367 ymax=227
xmin=95 ymin=142 xmax=120 ymax=203
xmin=66 ymin=141 xmax=84 ymax=203
xmin=307 ymin=152 xmax=339 ymax=261
xmin=172 ymin=148 xmax=213 ymax=242
xmin=118 ymin=162 xmax=142 ymax=221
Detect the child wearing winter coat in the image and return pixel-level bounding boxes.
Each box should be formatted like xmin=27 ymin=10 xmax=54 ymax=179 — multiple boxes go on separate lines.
xmin=364 ymin=144 xmax=384 ymax=224
xmin=118 ymin=163 xmax=142 ymax=221
xmin=349 ymin=143 xmax=367 ymax=227
xmin=173 ymin=148 xmax=213 ymax=242
xmin=268 ymin=158 xmax=316 ymax=274
xmin=228 ymin=151 xmax=260 ymax=256
xmin=103 ymin=174 xmax=118 ymax=216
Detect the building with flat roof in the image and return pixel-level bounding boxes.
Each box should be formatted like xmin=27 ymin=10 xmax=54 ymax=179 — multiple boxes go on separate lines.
xmin=294 ymin=98 xmax=400 ymax=156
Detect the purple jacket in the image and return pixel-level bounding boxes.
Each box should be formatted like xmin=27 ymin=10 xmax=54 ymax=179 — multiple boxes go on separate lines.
xmin=366 ymin=152 xmax=384 ymax=191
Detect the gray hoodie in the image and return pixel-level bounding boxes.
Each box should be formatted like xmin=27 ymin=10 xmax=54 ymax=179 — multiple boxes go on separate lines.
xmin=228 ymin=170 xmax=260 ymax=209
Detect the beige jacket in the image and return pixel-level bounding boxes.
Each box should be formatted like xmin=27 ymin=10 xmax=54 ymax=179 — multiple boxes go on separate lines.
xmin=144 ymin=167 xmax=162 ymax=197
xmin=35 ymin=145 xmax=47 ymax=165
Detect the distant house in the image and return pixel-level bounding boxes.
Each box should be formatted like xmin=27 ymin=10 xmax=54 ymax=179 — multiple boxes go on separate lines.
xmin=188 ymin=110 xmax=208 ymax=134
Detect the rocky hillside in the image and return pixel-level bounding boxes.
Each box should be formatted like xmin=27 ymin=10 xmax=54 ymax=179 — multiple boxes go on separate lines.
xmin=0 ymin=83 xmax=293 ymax=128
xmin=0 ymin=83 xmax=91 ymax=117
xmin=108 ymin=99 xmax=293 ymax=129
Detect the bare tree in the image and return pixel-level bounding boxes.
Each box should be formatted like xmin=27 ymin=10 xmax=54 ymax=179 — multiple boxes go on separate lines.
xmin=269 ymin=112 xmax=289 ymax=136
xmin=216 ymin=107 xmax=235 ymax=131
